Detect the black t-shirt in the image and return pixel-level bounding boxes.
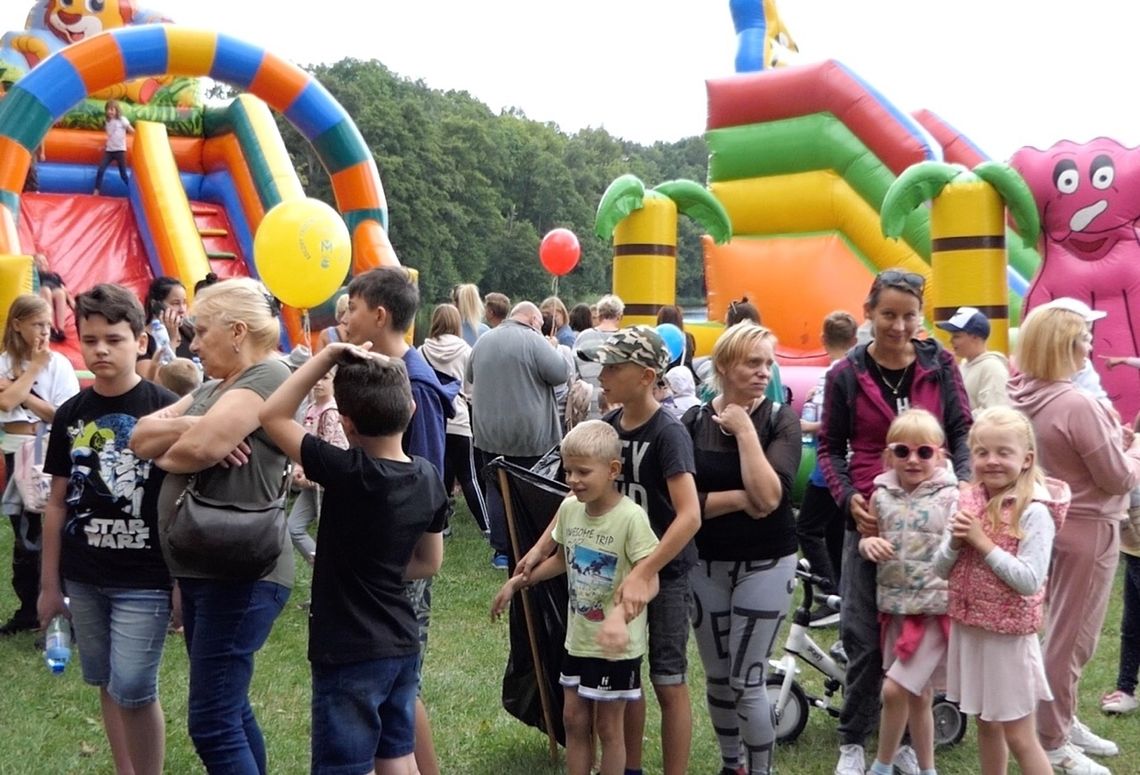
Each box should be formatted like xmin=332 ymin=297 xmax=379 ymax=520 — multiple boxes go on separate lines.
xmin=301 ymin=435 xmax=448 ymax=665
xmin=683 ymin=400 xmax=801 ymax=561
xmin=866 ymin=350 xmax=914 ymax=413
xmin=44 ymin=380 xmax=179 ymax=588
xmin=604 ymin=407 xmax=697 ymax=578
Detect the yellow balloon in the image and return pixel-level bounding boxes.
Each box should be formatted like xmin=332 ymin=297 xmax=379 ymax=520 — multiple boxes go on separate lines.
xmin=254 ymin=198 xmax=351 ymax=309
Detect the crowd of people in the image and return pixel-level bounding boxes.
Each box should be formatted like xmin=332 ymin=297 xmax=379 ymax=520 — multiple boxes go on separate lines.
xmin=1 ymin=265 xmax=1139 ymax=775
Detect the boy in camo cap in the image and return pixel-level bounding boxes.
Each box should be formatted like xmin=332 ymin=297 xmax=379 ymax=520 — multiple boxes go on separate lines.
xmin=521 ymin=325 xmax=701 ymax=775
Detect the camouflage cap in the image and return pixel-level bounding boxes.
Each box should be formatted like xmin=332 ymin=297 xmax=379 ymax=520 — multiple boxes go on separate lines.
xmin=577 ymin=325 xmax=671 ymax=374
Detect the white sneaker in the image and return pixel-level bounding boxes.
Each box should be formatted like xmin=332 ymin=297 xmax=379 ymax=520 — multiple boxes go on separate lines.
xmin=1046 ymin=742 xmax=1112 ymax=774
xmin=891 ymin=744 xmax=920 ymax=775
xmin=834 ymin=743 xmax=865 ymax=775
xmin=1071 ymin=717 xmax=1119 ymax=756
xmin=1101 ymin=689 xmax=1139 ymax=714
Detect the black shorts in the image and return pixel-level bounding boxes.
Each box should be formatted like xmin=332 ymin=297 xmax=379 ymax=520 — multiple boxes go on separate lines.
xmin=559 ymin=652 xmax=642 ymax=702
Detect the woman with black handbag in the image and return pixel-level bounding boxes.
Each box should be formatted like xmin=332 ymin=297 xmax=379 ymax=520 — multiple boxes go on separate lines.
xmin=130 ymin=278 xmax=291 ymax=774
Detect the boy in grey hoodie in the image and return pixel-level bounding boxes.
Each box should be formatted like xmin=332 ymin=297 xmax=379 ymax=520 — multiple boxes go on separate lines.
xmin=935 ymin=307 xmax=1009 ymax=416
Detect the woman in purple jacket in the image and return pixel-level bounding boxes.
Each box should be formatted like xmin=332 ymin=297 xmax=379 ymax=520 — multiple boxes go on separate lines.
xmin=817 ymin=269 xmax=973 ymax=775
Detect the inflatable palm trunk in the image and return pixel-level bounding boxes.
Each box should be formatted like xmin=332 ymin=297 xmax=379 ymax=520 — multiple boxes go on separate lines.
xmin=929 ymin=181 xmax=1010 ymax=353
xmin=882 ymin=162 xmax=1040 ymax=356
xmin=597 ymin=175 xmax=732 ymax=326
xmin=613 ymin=197 xmax=678 ymax=325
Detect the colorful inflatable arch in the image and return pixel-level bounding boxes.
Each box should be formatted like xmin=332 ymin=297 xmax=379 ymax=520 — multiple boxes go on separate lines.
xmin=0 ymin=25 xmax=397 ymax=348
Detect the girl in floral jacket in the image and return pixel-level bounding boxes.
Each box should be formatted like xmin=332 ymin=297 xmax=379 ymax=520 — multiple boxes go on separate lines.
xmin=859 ymin=409 xmax=957 ymax=775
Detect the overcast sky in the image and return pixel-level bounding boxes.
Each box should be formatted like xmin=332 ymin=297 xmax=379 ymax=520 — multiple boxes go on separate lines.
xmin=4 ymin=0 xmax=1138 ymax=161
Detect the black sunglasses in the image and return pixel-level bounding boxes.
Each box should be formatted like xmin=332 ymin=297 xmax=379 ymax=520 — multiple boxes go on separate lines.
xmin=889 ymin=443 xmax=937 ymax=460
xmin=876 ymin=270 xmax=926 ymax=292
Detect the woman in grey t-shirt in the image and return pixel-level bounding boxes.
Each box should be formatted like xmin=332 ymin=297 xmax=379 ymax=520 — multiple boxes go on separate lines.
xmin=131 ymin=278 xmax=290 ymax=774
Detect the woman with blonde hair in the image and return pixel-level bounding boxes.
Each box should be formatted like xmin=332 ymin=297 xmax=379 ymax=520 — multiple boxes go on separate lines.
xmin=540 ymin=296 xmax=575 ymax=347
xmin=1009 ymin=298 xmax=1140 ymax=774
xmin=682 ymin=322 xmax=802 ymax=775
xmin=453 ymin=283 xmax=489 ymax=346
xmin=130 ymin=278 xmax=292 ymax=774
xmin=0 ymin=294 xmax=79 ymax=634
xmin=419 ymin=303 xmax=490 ymax=536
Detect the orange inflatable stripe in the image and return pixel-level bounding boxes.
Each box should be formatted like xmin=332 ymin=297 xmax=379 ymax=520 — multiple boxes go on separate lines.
xmin=44 ymin=129 xmax=203 ymax=172
xmin=203 ymin=134 xmax=265 ymax=230
xmin=249 ymin=53 xmax=309 ymax=114
xmin=0 ymin=138 xmax=31 ymax=193
xmin=331 ymin=160 xmax=384 ymax=213
xmin=352 ymin=220 xmax=399 ymax=274
xmin=62 ymin=36 xmax=126 ymax=95
xmin=703 ymin=233 xmax=872 ymax=360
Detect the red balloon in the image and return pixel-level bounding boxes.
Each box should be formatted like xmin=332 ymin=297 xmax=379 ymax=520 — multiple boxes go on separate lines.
xmin=539 ymin=228 xmax=581 ymax=276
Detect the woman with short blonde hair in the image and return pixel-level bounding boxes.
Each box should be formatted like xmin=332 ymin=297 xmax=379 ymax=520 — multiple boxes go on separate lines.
xmin=130 ymin=276 xmax=292 ymax=773
xmin=453 ymin=283 xmax=488 ymax=346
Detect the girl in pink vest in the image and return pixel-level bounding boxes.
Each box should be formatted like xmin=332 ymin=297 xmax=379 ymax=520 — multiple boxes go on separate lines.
xmin=933 ymin=407 xmax=1070 ymax=775
xmin=859 ymin=409 xmax=957 ymax=775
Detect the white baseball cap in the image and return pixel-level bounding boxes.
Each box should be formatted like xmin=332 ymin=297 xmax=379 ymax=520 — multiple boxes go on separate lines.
xmin=1039 ymin=297 xmax=1107 ymax=322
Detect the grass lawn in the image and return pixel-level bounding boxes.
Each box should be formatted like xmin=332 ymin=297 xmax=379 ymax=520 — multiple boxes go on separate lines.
xmin=0 ymin=505 xmax=1136 ymax=774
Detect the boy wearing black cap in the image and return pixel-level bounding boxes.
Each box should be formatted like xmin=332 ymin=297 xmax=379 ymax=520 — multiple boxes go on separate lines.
xmin=936 ymin=306 xmax=1010 ymax=415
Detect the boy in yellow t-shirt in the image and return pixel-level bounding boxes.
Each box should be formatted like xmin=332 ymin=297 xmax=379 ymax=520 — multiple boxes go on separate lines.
xmin=492 ymin=420 xmax=658 ymax=775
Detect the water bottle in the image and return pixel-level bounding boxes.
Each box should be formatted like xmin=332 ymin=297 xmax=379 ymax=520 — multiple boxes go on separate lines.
xmin=801 ymin=400 xmax=819 ymax=444
xmin=149 ymin=319 xmax=175 ymax=366
xmin=44 ymin=615 xmax=71 ymax=675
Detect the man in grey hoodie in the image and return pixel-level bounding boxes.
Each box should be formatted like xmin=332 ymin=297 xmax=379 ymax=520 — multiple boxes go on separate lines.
xmin=935 ymin=306 xmax=1010 ymax=416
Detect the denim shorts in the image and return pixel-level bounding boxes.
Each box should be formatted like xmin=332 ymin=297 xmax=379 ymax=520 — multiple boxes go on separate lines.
xmin=64 ymin=580 xmax=171 ymax=708
xmin=311 ymin=653 xmax=420 ymax=773
xmin=647 ymin=573 xmax=692 ymax=685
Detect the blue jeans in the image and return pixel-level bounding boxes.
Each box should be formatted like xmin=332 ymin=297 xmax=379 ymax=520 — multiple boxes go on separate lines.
xmin=65 ymin=580 xmax=171 ymax=708
xmin=311 ymin=654 xmax=420 ymax=773
xmin=180 ymin=578 xmax=289 ymax=774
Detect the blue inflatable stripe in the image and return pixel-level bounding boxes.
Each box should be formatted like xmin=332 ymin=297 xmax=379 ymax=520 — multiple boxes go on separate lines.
xmin=128 ymin=180 xmax=164 ymax=280
xmin=17 ymin=57 xmax=86 ymax=119
xmin=117 ymin=25 xmax=169 ymax=79
xmin=200 ymin=170 xmax=255 ymax=276
xmin=1007 ymin=266 xmax=1028 ymax=297
xmin=285 ymin=81 xmax=342 ymax=139
xmin=210 ymin=34 xmax=264 ymax=91
xmin=833 ymin=61 xmax=941 ymax=163
xmin=179 ymin=171 xmax=203 ymax=200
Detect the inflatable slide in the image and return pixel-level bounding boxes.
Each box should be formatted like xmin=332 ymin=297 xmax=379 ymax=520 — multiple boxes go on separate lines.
xmin=699 ymin=60 xmax=1041 ymax=368
xmin=0 ymin=21 xmax=398 ymax=362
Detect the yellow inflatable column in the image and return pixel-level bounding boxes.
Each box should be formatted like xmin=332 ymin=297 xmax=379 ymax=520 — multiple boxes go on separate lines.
xmin=0 ymin=254 xmax=34 ymax=333
xmin=612 ymin=197 xmax=676 ymax=326
xmin=930 ymin=182 xmax=1010 ymax=354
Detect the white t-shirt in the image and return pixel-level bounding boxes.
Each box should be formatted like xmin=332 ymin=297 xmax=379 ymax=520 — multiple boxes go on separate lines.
xmin=0 ymin=350 xmax=80 ymax=428
xmin=105 ymin=116 xmax=132 ymax=152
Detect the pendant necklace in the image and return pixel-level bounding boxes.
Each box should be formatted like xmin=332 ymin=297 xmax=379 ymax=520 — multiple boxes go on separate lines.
xmin=873 ymin=358 xmax=912 ymax=415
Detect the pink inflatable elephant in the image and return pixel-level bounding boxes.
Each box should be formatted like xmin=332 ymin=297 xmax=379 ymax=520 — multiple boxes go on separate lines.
xmin=1011 ymin=138 xmax=1140 ymax=423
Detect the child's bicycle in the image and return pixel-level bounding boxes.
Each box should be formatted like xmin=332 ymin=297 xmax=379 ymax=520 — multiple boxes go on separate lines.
xmin=766 ymin=559 xmax=968 ymax=747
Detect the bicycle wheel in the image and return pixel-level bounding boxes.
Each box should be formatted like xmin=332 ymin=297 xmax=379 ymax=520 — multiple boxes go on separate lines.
xmin=766 ymin=675 xmax=810 ymax=744
xmin=932 ymin=693 xmax=967 ymax=747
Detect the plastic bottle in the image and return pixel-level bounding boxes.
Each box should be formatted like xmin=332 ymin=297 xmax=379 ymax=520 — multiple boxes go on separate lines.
xmin=44 ymin=615 xmax=71 ymax=675
xmin=149 ymin=319 xmax=175 ymax=366
xmin=801 ymin=400 xmax=819 ymax=445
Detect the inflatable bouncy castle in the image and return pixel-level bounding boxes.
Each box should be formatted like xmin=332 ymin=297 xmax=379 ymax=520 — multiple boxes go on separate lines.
xmin=598 ymin=1 xmax=1043 ymax=410
xmin=0 ymin=2 xmax=396 ymax=356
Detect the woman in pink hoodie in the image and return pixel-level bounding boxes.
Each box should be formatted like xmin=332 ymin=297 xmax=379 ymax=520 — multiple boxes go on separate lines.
xmin=1009 ymin=299 xmax=1140 ymax=775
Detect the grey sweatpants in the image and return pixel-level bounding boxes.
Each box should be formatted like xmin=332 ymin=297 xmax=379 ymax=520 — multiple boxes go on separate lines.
xmin=690 ymin=554 xmax=796 ymax=775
